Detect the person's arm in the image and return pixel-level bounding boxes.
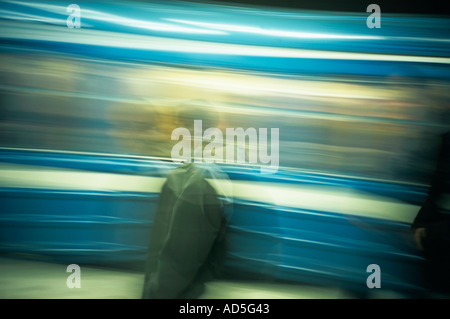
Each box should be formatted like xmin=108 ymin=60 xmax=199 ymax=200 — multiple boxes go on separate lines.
xmin=412 ymin=132 xmax=450 ymax=251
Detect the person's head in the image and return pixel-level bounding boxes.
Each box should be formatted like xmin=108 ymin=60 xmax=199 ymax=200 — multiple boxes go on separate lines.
xmin=174 ymin=99 xmax=221 ymax=131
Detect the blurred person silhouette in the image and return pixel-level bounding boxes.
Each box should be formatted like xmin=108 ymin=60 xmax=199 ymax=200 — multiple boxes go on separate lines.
xmin=412 ymin=131 xmax=450 ymax=294
xmin=141 ymin=100 xmax=232 ymax=299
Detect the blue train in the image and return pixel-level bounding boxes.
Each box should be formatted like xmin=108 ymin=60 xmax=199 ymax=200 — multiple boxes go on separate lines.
xmin=0 ymin=0 xmax=449 ymax=297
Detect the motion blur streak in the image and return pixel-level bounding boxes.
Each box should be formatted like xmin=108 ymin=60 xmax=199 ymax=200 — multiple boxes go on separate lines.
xmin=0 ymin=0 xmax=449 ymax=298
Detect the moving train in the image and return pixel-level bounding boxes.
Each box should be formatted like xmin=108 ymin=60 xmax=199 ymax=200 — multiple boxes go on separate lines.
xmin=0 ymin=0 xmax=449 ymax=297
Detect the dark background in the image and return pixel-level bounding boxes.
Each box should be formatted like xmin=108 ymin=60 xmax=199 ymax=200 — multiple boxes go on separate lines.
xmin=184 ymin=0 xmax=450 ymax=15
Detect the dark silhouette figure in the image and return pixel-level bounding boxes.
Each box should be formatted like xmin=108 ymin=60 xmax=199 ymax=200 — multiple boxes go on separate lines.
xmin=142 ymin=163 xmax=228 ymax=299
xmin=412 ymin=131 xmax=450 ymax=294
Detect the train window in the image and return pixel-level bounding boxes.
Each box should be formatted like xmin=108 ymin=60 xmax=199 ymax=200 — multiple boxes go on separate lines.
xmin=1 ymin=51 xmax=448 ymax=184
